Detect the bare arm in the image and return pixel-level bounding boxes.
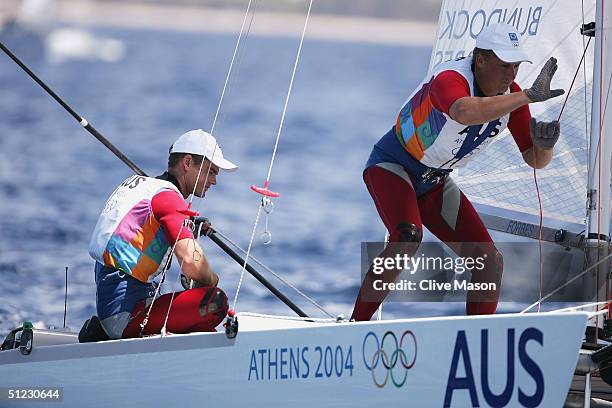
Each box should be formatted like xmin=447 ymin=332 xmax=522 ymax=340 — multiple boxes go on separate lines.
xmin=449 ymin=91 xmax=532 ymax=126
xmin=522 ymin=146 xmax=553 ymax=169
xmin=174 ymin=238 xmax=218 ymax=287
xmin=449 ymin=57 xmax=564 ymax=126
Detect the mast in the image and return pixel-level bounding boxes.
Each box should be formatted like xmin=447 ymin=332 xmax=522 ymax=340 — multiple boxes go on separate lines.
xmin=585 ymin=0 xmax=611 ymax=322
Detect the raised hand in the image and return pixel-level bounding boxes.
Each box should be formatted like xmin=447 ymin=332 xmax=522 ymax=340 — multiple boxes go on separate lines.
xmin=525 ymin=57 xmax=565 ymax=102
xmin=530 ymin=118 xmax=560 ymax=149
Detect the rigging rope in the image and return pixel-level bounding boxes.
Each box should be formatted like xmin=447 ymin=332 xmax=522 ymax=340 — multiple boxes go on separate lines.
xmin=263 ymin=0 xmax=313 ymax=184
xmin=231 ymin=204 xmax=264 ymax=311
xmin=581 ymin=0 xmax=590 ymax=151
xmin=231 ymin=0 xmax=314 ymax=314
xmin=534 ymin=36 xmax=593 ymax=313
xmin=214 ymin=229 xmax=335 ymax=318
xmin=140 ymin=1 xmax=259 ymax=335
xmin=520 ymin=251 xmax=612 ymax=313
xmin=546 ymin=302 xmax=611 ymax=321
xmin=140 ymin=219 xmax=194 ymax=336
xmin=557 ymin=37 xmax=592 ymax=121
xmin=190 ymin=0 xmax=259 ymax=205
xmin=211 ymin=0 xmax=256 ymax=136
xmin=236 ymin=311 xmax=341 ymax=323
xmin=533 ymin=163 xmax=544 ymax=313
xmin=159 ymin=1 xmax=261 ymax=332
xmin=547 ymin=300 xmax=611 ymax=314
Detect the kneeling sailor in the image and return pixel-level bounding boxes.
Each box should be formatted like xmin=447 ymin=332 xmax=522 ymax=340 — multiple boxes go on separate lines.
xmin=88 ymin=129 xmax=237 ymax=339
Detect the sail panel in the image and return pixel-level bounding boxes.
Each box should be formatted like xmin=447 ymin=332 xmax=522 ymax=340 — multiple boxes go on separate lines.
xmin=431 ymin=0 xmax=596 ymax=225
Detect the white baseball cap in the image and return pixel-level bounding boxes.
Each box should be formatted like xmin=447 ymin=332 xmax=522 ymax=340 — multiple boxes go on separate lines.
xmin=170 ymin=129 xmax=238 ymax=172
xmin=475 ymin=23 xmax=532 ymax=64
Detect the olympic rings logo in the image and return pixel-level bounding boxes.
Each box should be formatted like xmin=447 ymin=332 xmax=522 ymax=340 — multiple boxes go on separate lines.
xmin=362 ymin=330 xmax=417 ymax=388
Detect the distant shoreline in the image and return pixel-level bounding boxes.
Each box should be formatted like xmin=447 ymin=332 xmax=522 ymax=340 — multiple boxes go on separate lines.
xmin=53 ymin=1 xmax=438 ymax=47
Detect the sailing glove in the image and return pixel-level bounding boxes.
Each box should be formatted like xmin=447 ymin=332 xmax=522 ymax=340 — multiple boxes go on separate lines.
xmin=181 ymin=274 xmax=204 ymax=290
xmin=525 ymin=57 xmax=565 ymax=102
xmin=195 ymin=217 xmax=212 ymax=237
xmin=530 ymin=118 xmax=560 ymax=149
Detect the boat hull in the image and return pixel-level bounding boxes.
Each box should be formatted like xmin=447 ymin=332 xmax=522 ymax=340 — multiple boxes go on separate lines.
xmin=0 ymin=312 xmax=587 ymax=407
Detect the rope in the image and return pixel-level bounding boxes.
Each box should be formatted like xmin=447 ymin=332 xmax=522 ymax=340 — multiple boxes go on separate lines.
xmin=236 ymin=311 xmax=340 ymax=323
xmin=557 ymin=37 xmax=592 ymax=121
xmin=210 ymin=0 xmax=256 ymax=135
xmin=214 ymin=229 xmax=335 ymax=318
xmin=148 ymin=1 xmax=260 ymax=334
xmin=190 ymin=0 xmax=259 ymax=203
xmin=546 ymin=300 xmax=612 ymax=322
xmin=588 ymin=307 xmax=611 ymax=320
xmin=531 ymin=36 xmax=593 ymax=313
xmin=263 ymin=0 xmax=313 ymax=183
xmin=231 ymin=203 xmax=264 ymax=310
xmin=520 ymin=251 xmax=612 ymax=313
xmin=546 ymin=300 xmax=611 ymax=313
xmin=533 ymin=162 xmax=544 ymax=313
xmin=581 ymin=0 xmax=590 ymax=165
xmin=231 ymin=0 xmax=314 ymax=313
xmin=158 ymin=221 xmax=208 ymax=335
xmin=140 ymin=218 xmax=196 ymax=336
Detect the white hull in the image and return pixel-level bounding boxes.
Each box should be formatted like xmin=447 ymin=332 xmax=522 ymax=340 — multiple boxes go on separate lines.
xmin=0 ymin=312 xmax=587 ymax=407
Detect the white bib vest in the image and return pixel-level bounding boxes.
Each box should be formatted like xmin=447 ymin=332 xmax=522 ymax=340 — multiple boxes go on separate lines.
xmin=396 ymin=57 xmax=511 ymax=169
xmin=89 ymin=175 xmax=183 ymax=282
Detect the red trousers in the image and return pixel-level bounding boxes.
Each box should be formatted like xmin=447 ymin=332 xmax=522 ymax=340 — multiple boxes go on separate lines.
xmin=352 ymin=165 xmax=501 ymax=321
xmin=122 ymin=286 xmax=228 ymax=338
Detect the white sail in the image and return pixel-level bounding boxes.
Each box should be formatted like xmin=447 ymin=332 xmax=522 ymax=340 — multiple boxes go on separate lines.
xmin=430 ymin=1 xmax=596 ymax=225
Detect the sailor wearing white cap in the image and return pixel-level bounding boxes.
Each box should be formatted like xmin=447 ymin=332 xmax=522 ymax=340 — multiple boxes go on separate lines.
xmin=475 ymin=23 xmax=533 ymax=64
xmin=168 ymin=128 xmax=238 ymax=197
xmin=170 ymin=129 xmax=238 ymax=173
xmin=353 ymin=23 xmax=566 ymax=321
xmin=87 ymin=129 xmax=237 ymax=340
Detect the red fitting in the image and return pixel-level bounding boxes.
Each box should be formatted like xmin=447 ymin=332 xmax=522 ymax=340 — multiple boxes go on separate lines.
xmin=250 ymin=180 xmax=280 ymax=198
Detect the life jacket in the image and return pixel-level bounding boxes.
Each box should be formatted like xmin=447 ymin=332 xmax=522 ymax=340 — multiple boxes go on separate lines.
xmin=88 ymin=175 xmax=183 ymax=283
xmin=395 ymin=56 xmax=511 ymax=169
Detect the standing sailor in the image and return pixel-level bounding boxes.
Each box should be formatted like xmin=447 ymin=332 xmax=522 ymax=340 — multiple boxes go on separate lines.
xmin=352 ymin=23 xmax=565 ymax=320
xmin=88 ymin=129 xmax=238 ymax=339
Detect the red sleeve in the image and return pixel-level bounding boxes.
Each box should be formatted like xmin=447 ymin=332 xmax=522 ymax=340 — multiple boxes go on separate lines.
xmin=429 ymin=70 xmax=471 ymax=114
xmin=507 ymin=82 xmax=533 ymax=153
xmin=151 ymin=190 xmax=194 ymax=245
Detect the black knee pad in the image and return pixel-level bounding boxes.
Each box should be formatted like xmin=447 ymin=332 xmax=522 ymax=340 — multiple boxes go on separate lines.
xmin=481 ymin=247 xmax=504 ymax=282
xmin=495 ymin=249 xmax=503 ymax=272
xmin=199 ymin=287 xmax=229 ymax=325
xmin=491 ymin=248 xmax=503 ymax=275
xmin=396 ymin=222 xmax=423 ymax=243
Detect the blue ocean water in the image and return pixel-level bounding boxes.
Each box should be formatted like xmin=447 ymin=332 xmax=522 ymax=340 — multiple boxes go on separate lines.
xmin=0 ymin=26 xmax=439 ymax=334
